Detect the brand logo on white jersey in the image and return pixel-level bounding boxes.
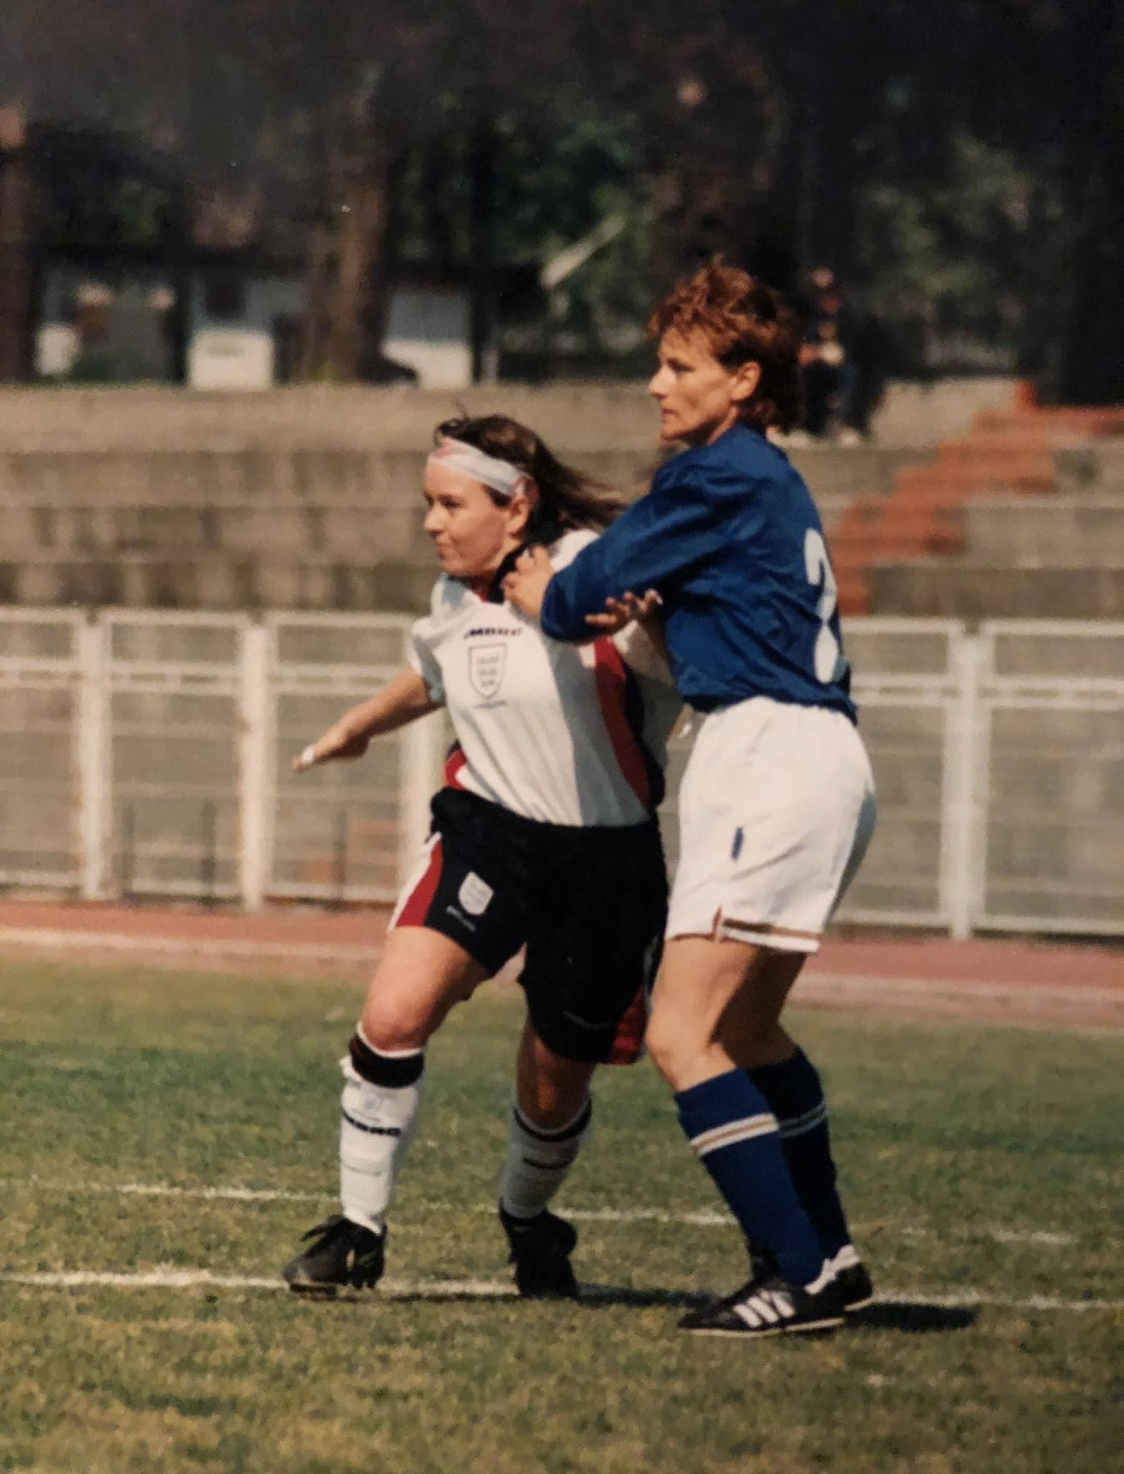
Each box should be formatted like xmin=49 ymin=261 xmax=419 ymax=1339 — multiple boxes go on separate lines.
xmin=468 ymin=643 xmax=507 ymax=699
xmin=457 ymin=871 xmax=494 ymax=915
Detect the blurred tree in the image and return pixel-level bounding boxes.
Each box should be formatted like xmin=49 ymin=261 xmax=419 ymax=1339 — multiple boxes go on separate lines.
xmin=1 ymin=0 xmax=1119 ymax=394
xmin=1050 ymin=0 xmax=1124 ymax=403
xmin=856 ymin=0 xmax=1122 ymax=395
xmin=0 ymin=106 xmax=34 ymax=380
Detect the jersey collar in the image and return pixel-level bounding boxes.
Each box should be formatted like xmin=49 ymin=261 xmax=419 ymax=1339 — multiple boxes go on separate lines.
xmin=481 ymin=543 xmax=529 ymax=604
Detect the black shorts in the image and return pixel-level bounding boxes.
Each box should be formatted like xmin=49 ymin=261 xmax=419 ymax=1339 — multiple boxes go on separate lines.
xmin=391 ymin=787 xmax=668 ymax=1063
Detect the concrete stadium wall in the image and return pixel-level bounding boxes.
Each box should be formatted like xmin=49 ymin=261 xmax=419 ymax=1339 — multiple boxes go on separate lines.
xmin=0 ymin=438 xmax=931 ymax=612
xmin=0 ymin=376 xmax=1016 ymax=452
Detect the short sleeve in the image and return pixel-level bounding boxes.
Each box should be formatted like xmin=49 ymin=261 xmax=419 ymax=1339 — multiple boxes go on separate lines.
xmin=406 ymin=616 xmax=444 ymax=704
xmin=406 ymin=579 xmax=450 ymax=705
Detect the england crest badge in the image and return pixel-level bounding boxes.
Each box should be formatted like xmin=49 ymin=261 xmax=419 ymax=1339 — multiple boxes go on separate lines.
xmin=458 ymin=871 xmax=494 ymax=916
xmin=468 ymin=643 xmax=506 ymax=700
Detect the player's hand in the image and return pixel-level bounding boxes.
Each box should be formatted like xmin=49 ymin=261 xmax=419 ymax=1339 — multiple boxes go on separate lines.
xmin=292 ymin=729 xmax=371 ymax=771
xmin=584 ymin=589 xmax=662 ymax=633
xmin=503 ymin=545 xmax=553 ymax=621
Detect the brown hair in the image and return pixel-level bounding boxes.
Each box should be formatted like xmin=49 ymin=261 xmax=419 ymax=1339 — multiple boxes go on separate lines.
xmin=434 ymin=414 xmax=627 ymax=541
xmin=648 ymin=258 xmax=804 ymax=434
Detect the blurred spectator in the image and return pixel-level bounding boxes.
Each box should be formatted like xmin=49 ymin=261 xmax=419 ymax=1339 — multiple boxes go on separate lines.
xmin=799 ymin=267 xmax=890 ymax=443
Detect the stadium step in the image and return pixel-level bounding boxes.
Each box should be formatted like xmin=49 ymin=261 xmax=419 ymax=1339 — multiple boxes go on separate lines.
xmin=961 ymin=497 xmax=1124 ymax=565
xmin=868 ymin=562 xmax=1124 ymax=619
xmin=0 ymin=554 xmax=437 ymax=612
xmin=829 ymin=397 xmax=1124 ymax=616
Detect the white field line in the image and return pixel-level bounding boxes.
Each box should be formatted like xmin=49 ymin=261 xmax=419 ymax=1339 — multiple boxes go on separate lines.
xmin=795 ymin=973 xmax=1124 ymax=1010
xmin=2 ymin=1267 xmax=1121 ymax=1314
xmin=2 ymin=1177 xmax=1080 ymax=1245
xmin=900 ymin=1225 xmax=1077 ymax=1246
xmin=0 ymin=925 xmax=377 ymax=965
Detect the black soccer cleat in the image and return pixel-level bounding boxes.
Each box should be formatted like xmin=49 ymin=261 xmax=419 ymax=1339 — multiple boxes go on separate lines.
xmin=750 ymin=1240 xmax=874 ymax=1313
xmin=678 ymin=1264 xmax=846 ymax=1337
xmin=282 ymin=1214 xmax=386 ymax=1296
xmin=498 ymin=1202 xmax=580 ymax=1300
xmin=831 ymin=1245 xmax=874 ymax=1312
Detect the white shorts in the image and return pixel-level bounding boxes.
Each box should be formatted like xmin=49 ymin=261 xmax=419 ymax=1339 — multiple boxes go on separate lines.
xmin=666 ymin=697 xmax=877 ymax=953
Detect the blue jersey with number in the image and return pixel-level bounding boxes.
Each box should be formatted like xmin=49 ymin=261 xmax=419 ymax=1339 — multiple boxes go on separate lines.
xmin=540 ymin=423 xmax=856 ymax=722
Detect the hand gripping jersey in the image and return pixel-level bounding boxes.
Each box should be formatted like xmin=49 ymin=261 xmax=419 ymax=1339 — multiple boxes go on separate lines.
xmin=407 ymin=530 xmax=682 ymax=827
xmin=540 ymin=424 xmax=857 ymax=723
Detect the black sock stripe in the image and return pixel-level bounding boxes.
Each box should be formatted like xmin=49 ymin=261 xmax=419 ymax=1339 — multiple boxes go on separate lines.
xmin=514 ymin=1098 xmax=592 ymax=1144
xmin=341 ymin=1109 xmax=403 ymax=1138
xmin=349 ymin=1032 xmax=425 ymax=1088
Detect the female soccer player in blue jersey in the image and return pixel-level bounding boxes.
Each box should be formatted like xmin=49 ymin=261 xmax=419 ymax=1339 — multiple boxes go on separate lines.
xmin=504 ymin=261 xmax=878 ymax=1337
xmin=280 ymin=415 xmax=680 ymax=1300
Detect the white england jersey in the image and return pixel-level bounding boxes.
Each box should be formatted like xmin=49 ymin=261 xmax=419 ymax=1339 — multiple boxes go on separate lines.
xmin=407 ymin=530 xmax=682 ymax=827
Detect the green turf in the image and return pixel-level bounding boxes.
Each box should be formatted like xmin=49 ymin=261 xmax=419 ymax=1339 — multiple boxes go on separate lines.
xmin=1 ymin=958 xmax=1122 ymax=1473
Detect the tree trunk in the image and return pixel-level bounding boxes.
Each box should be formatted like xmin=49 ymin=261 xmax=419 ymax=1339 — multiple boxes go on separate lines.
xmin=298 ymin=95 xmax=392 ymax=382
xmin=1056 ymin=2 xmax=1124 ymax=404
xmin=297 ymin=217 xmax=335 ymax=379
xmin=0 ymin=104 xmax=34 ymax=382
xmin=468 ymin=114 xmax=496 ymax=384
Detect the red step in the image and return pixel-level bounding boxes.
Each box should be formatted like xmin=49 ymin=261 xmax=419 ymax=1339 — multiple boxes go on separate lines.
xmin=829 ymin=399 xmax=1124 ymax=615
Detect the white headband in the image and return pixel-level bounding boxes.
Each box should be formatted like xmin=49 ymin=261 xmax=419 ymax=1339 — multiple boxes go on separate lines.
xmin=428 ymin=437 xmax=532 ymax=501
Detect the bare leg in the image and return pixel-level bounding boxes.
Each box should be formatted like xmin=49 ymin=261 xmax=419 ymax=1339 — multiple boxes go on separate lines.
xmin=515 ymin=1018 xmax=597 ymax=1128
xmin=340 ymin=926 xmax=490 ymax=1233
xmin=359 ymin=925 xmax=490 ymax=1052
xmin=646 ymin=934 xmax=827 ymax=1290
xmin=284 ymin=924 xmax=495 ymax=1292
xmin=645 ymin=934 xmax=806 ymax=1091
xmin=500 ymin=1018 xmax=596 ymax=1219
xmin=499 ymin=1018 xmax=596 ymax=1298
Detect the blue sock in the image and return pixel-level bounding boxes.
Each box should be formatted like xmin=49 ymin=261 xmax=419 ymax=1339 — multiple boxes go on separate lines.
xmin=675 ymin=1068 xmax=825 ymax=1287
xmin=748 ymin=1050 xmax=851 ymax=1259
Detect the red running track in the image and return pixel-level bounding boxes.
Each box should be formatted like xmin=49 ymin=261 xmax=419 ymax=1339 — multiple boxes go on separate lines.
xmin=1 ymin=898 xmax=1121 ymax=1028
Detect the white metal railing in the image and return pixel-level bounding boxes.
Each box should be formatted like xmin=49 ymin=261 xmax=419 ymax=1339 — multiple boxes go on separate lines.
xmin=1 ymin=607 xmax=1121 ymax=940
xmin=971 ymin=621 xmax=1124 ymax=937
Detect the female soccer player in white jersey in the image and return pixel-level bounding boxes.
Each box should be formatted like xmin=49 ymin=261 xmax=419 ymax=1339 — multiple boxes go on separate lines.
xmin=504 ymin=261 xmax=878 ymax=1338
xmin=281 ymin=415 xmax=680 ymax=1299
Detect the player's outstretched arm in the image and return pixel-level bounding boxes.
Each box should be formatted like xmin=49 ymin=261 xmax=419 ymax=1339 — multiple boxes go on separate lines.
xmin=292 ymin=666 xmax=438 ymax=771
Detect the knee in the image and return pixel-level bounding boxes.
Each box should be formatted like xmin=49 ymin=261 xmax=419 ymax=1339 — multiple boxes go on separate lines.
xmin=645 ymin=1008 xmax=709 ymax=1092
xmin=519 ymin=1031 xmax=595 ymax=1128
xmin=358 ymin=992 xmax=432 ymax=1054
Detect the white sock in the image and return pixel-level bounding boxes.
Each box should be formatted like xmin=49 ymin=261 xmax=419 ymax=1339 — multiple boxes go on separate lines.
xmin=499 ymin=1098 xmax=591 ymax=1220
xmin=338 ymin=1048 xmax=423 ymax=1233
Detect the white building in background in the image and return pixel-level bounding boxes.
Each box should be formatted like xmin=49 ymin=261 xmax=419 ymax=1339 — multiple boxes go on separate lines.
xmin=34 ymin=261 xmax=480 ymax=391
xmin=186 ymin=270 xmax=299 ymax=389
xmin=383 ymin=285 xmax=474 ymax=389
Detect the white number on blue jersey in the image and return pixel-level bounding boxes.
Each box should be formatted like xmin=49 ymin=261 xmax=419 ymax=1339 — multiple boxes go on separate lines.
xmin=803 ymin=528 xmax=848 ymax=684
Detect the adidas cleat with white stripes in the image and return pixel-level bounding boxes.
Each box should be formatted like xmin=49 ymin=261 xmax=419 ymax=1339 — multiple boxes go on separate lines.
xmin=748 ymin=1241 xmax=874 ymax=1314
xmin=678 ymin=1263 xmax=846 ymax=1337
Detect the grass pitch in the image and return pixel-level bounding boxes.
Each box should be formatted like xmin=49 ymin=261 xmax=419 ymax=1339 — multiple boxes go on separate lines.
xmin=1 ymin=957 xmax=1122 ymax=1474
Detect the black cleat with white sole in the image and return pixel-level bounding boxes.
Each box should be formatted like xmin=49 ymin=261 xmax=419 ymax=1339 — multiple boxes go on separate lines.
xmin=498 ymin=1202 xmax=579 ymax=1299
xmin=678 ymin=1265 xmax=846 ymax=1337
xmin=283 ymin=1214 xmax=386 ymax=1295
